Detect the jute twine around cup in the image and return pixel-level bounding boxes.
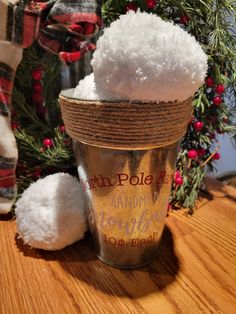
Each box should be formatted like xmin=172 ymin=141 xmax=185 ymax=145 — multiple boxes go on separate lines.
xmin=59 ymin=94 xmax=192 ymax=149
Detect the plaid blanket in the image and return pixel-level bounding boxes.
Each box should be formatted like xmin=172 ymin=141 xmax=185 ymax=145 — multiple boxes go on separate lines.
xmin=0 ymin=157 xmax=16 ymax=199
xmin=0 ymin=0 xmax=40 ymax=48
xmin=0 ymin=0 xmax=102 ymax=213
xmin=0 ymin=42 xmax=22 ymax=213
xmin=0 ymin=0 xmax=102 ymax=62
xmin=0 ymin=63 xmax=13 ymax=117
xmin=39 ymin=0 xmax=102 ymax=62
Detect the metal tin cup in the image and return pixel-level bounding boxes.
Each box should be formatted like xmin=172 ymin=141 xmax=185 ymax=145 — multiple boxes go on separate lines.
xmin=73 ymin=140 xmax=179 ymax=268
xmin=59 ymin=90 xmax=192 ymax=268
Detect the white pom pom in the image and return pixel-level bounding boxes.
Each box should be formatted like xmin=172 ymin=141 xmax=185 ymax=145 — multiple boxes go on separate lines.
xmin=73 ymin=73 xmax=98 ymax=100
xmin=73 ymin=73 xmax=120 ymax=101
xmin=91 ymin=11 xmax=208 ymax=103
xmin=15 ymin=173 xmax=87 ymax=250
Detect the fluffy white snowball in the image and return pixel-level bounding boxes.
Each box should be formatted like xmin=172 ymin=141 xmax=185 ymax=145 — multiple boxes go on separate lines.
xmin=73 ymin=73 xmax=119 ymax=101
xmin=91 ymin=11 xmax=208 ymax=103
xmin=15 ymin=173 xmax=87 ymax=250
xmin=73 ymin=73 xmax=98 ymax=100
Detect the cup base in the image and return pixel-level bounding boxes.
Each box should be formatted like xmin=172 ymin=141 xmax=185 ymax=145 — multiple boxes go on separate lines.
xmin=96 ymin=246 xmax=161 ymax=270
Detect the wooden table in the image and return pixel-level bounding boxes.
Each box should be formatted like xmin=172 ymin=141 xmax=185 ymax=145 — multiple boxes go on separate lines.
xmin=1 ymin=178 xmax=236 ymax=314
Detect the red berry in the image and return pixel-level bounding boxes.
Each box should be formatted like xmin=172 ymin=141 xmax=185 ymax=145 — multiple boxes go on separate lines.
xmin=32 ymin=69 xmax=42 ymax=81
xmin=209 ymin=133 xmax=216 ymax=139
xmin=196 ymin=148 xmax=206 ymax=157
xmin=11 ymin=121 xmax=19 ymax=130
xmin=174 ymin=170 xmax=181 ymax=179
xmin=180 ymin=14 xmax=190 ymax=25
xmin=32 ymin=92 xmax=43 ymax=104
xmin=174 ymin=175 xmax=183 ymax=186
xmin=213 ymin=96 xmax=222 ymax=106
xmin=205 ymin=76 xmax=214 ymax=87
xmin=174 ymin=171 xmax=184 ymax=185
xmin=36 ymin=104 xmax=46 ymax=117
xmin=63 ymin=138 xmax=71 ymax=145
xmin=146 ymin=0 xmax=156 ymax=9
xmin=187 ymin=150 xmax=198 ymax=159
xmin=43 ymin=138 xmax=53 ymax=148
xmin=194 ymin=121 xmax=204 ymax=132
xmin=212 ymin=152 xmax=221 ymax=160
xmin=33 ymin=169 xmax=42 ymax=178
xmin=215 ymin=84 xmax=225 ymax=94
xmin=59 ymin=125 xmax=66 ymax=132
xmin=32 ymin=82 xmax=43 ymax=92
xmin=125 ymin=3 xmax=137 ymax=12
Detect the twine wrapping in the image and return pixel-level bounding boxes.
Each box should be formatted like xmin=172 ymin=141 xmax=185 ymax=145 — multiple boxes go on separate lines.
xmin=59 ymin=94 xmax=192 ymax=149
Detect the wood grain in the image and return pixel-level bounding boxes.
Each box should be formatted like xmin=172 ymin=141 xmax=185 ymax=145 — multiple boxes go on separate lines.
xmin=0 ymin=178 xmax=236 ymax=314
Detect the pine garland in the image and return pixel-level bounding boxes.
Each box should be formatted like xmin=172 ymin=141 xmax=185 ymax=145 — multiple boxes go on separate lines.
xmin=12 ymin=0 xmax=236 ymax=211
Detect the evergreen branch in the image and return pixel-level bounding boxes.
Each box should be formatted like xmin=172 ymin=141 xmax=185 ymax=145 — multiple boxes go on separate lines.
xmin=15 ymin=127 xmax=73 ymax=164
xmin=12 ymin=89 xmax=51 ymax=134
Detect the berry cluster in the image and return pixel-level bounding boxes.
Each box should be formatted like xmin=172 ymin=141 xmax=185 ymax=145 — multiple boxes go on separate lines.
xmin=172 ymin=75 xmax=224 ymax=198
xmin=125 ymin=0 xmax=157 ymax=11
xmin=125 ymin=0 xmax=191 ymax=26
xmin=31 ymin=68 xmax=46 ymax=119
xmin=205 ymin=76 xmax=225 ymax=107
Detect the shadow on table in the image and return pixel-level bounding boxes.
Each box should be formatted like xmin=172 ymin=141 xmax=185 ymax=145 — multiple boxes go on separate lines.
xmin=0 ymin=212 xmax=14 ymax=221
xmin=15 ymin=225 xmax=179 ymax=297
xmin=15 ymin=231 xmax=97 ymax=261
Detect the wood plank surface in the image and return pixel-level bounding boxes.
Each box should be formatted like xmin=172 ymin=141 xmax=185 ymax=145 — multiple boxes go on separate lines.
xmin=0 ymin=178 xmax=236 ymax=314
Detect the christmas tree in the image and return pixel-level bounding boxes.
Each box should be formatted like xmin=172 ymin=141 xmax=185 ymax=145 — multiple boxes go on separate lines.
xmin=12 ymin=0 xmax=236 ymax=212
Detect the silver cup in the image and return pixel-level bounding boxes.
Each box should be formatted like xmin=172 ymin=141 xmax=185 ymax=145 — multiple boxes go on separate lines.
xmin=73 ymin=140 xmax=179 ymax=268
xmin=59 ymin=91 xmax=191 ymax=268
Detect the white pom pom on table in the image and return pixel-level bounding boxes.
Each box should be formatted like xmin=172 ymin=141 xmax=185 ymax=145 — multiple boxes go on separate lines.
xmin=15 ymin=173 xmax=87 ymax=250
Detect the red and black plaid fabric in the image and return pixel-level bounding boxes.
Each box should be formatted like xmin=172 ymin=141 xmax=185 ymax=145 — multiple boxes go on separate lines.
xmin=5 ymin=2 xmax=41 ymax=48
xmin=0 ymin=157 xmax=16 ymax=200
xmin=38 ymin=0 xmax=102 ymax=63
xmin=0 ymin=62 xmax=13 ymax=117
xmin=3 ymin=0 xmax=102 ymax=62
xmin=0 ymin=60 xmax=18 ymax=209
